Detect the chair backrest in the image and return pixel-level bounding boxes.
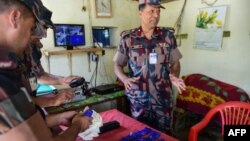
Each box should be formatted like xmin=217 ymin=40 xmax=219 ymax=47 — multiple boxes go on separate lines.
xmin=188 ymin=101 xmax=250 ymax=141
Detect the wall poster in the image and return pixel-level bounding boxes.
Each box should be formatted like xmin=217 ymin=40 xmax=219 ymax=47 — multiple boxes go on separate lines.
xmin=95 ymin=0 xmax=112 ymax=18
xmin=194 ymin=5 xmax=227 ymax=50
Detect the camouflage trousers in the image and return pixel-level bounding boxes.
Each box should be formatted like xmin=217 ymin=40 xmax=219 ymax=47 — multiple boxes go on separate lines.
xmin=126 ymin=90 xmax=174 ymax=133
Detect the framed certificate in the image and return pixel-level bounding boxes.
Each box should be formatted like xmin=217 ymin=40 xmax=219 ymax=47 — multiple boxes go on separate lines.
xmin=95 ymin=0 xmax=112 ymax=18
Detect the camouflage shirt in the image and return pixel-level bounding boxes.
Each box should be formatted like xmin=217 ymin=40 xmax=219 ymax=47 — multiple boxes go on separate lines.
xmin=114 ymin=26 xmax=182 ymax=95
xmin=16 ymin=42 xmax=44 ymax=95
xmin=0 ymin=48 xmax=37 ymax=130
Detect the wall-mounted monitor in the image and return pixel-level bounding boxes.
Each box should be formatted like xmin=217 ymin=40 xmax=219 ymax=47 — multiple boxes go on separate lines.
xmin=53 ymin=24 xmax=85 ymax=50
xmin=92 ymin=28 xmax=110 ymax=48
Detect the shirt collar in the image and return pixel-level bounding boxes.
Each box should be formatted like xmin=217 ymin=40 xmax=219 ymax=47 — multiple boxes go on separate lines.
xmin=134 ymin=26 xmax=161 ymax=39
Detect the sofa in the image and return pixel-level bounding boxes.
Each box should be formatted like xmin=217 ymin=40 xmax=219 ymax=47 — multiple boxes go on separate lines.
xmin=173 ymin=73 xmax=250 ymax=141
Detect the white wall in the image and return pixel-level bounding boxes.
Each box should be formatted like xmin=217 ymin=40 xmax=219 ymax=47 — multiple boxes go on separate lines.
xmin=41 ymin=0 xmax=250 ymax=95
xmin=160 ymin=0 xmax=250 ymax=95
xmin=40 ymin=0 xmax=139 ymax=86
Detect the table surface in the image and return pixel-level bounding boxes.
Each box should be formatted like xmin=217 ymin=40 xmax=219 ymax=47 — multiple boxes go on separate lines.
xmin=74 ymin=109 xmax=179 ymax=141
xmin=45 ymin=91 xmax=125 ymax=114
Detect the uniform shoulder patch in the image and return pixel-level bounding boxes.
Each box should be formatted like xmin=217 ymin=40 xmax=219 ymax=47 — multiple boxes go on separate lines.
xmin=159 ymin=26 xmax=175 ymax=33
xmin=120 ymin=28 xmax=137 ymax=38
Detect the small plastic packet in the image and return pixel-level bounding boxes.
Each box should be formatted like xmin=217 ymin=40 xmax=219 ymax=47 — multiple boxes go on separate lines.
xmin=83 ymin=109 xmax=93 ymax=117
xmin=120 ymin=127 xmax=152 ymax=141
xmin=120 ymin=127 xmax=165 ymax=141
xmin=78 ymin=107 xmax=103 ymax=141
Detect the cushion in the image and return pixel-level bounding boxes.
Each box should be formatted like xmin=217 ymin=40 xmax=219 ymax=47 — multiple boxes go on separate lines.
xmin=176 ymin=73 xmax=250 ymax=116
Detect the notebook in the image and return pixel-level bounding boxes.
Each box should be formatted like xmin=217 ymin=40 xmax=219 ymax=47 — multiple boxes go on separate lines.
xmin=36 ymin=83 xmax=57 ymax=96
xmin=36 ymin=84 xmax=86 ymax=104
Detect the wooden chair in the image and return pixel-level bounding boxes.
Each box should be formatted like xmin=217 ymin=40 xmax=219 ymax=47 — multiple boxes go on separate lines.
xmin=188 ymin=101 xmax=250 ymax=141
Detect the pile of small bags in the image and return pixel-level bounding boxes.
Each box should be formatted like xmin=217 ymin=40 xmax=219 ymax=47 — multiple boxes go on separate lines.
xmin=78 ymin=107 xmax=103 ymax=140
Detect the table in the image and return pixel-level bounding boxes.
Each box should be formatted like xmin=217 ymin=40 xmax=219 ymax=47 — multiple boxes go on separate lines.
xmin=75 ymin=109 xmax=179 ymax=141
xmin=45 ymin=91 xmax=127 ymax=114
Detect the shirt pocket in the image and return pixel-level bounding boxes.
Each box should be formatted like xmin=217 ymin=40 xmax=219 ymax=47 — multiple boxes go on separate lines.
xmin=154 ymin=46 xmax=170 ymax=64
xmin=130 ymin=48 xmax=146 ymax=67
xmin=157 ymin=54 xmax=168 ymax=64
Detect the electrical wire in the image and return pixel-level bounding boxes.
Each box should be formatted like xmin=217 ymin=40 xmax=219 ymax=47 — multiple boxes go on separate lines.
xmin=89 ymin=60 xmax=97 ymax=87
xmin=95 ymin=56 xmax=99 ymax=87
xmin=173 ymin=0 xmax=187 ymax=46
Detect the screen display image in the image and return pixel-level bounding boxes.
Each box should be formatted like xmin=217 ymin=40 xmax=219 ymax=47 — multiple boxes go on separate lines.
xmin=93 ymin=28 xmax=110 ymax=47
xmin=53 ymin=24 xmax=85 ymax=49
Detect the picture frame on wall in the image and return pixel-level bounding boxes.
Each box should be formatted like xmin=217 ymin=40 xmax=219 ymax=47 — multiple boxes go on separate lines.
xmin=95 ymin=0 xmax=112 ymax=18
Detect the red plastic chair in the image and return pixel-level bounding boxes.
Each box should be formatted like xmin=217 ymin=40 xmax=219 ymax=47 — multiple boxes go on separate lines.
xmin=188 ymin=101 xmax=250 ymax=141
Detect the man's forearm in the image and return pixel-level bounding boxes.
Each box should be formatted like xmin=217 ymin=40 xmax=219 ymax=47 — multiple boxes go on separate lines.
xmin=170 ymin=61 xmax=181 ymax=77
xmin=114 ymin=64 xmax=128 ymax=83
xmin=45 ymin=114 xmax=61 ymax=128
xmin=32 ymin=97 xmax=58 ymax=107
xmin=37 ymin=72 xmax=64 ymax=85
xmin=52 ymin=124 xmax=80 ymax=141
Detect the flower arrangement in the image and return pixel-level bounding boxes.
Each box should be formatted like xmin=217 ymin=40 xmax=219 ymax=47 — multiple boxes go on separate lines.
xmin=196 ymin=10 xmax=218 ymax=29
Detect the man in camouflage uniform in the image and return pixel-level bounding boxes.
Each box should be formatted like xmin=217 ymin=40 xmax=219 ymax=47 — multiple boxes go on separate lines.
xmin=15 ymin=3 xmax=91 ymax=135
xmin=0 ymin=0 xmax=92 ymax=140
xmin=17 ymin=7 xmax=78 ymax=107
xmin=113 ymin=0 xmax=186 ymax=133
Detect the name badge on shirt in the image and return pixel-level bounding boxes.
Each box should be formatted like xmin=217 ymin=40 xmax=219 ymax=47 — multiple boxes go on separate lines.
xmin=149 ymin=53 xmax=157 ymax=64
xmin=29 ymin=76 xmax=37 ymax=92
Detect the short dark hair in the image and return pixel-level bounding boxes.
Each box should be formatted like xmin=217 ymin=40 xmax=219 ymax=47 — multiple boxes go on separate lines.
xmin=0 ymin=0 xmax=31 ymax=17
xmin=0 ymin=0 xmax=18 ymax=13
xmin=0 ymin=0 xmax=28 ymax=13
xmin=139 ymin=4 xmax=146 ymax=11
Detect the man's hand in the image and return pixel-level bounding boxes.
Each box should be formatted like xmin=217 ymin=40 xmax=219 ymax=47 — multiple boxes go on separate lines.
xmin=169 ymin=74 xmax=186 ymax=94
xmin=0 ymin=120 xmax=10 ymax=133
xmin=46 ymin=111 xmax=78 ymax=128
xmin=122 ymin=77 xmax=140 ymax=91
xmin=52 ymin=89 xmax=75 ymax=106
xmin=51 ymin=112 xmax=93 ymax=141
xmin=71 ymin=113 xmax=92 ymax=132
xmin=57 ymin=111 xmax=78 ymax=126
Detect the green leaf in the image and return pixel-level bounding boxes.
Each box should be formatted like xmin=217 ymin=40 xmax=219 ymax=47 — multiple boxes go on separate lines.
xmin=240 ymin=95 xmax=247 ymax=101
xmin=236 ymin=89 xmax=245 ymax=93
xmin=208 ymin=81 xmax=216 ymax=86
xmin=200 ymin=77 xmax=209 ymax=81
xmin=196 ymin=22 xmax=202 ymax=27
xmin=215 ymin=86 xmax=221 ymax=94
xmin=222 ymin=91 xmax=228 ymax=97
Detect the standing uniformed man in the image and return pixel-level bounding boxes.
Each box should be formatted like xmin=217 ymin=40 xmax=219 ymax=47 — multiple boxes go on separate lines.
xmin=113 ymin=0 xmax=186 ymax=134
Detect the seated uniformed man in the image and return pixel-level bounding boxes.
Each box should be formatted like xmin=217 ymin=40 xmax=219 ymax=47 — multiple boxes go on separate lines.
xmin=0 ymin=0 xmax=92 ymax=140
xmin=15 ymin=3 xmax=91 ymax=136
xmin=18 ymin=5 xmax=77 ymax=108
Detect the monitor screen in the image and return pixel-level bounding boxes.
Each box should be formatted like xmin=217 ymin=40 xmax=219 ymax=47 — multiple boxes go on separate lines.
xmin=53 ymin=24 xmax=85 ymax=48
xmin=93 ymin=28 xmax=110 ymax=47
